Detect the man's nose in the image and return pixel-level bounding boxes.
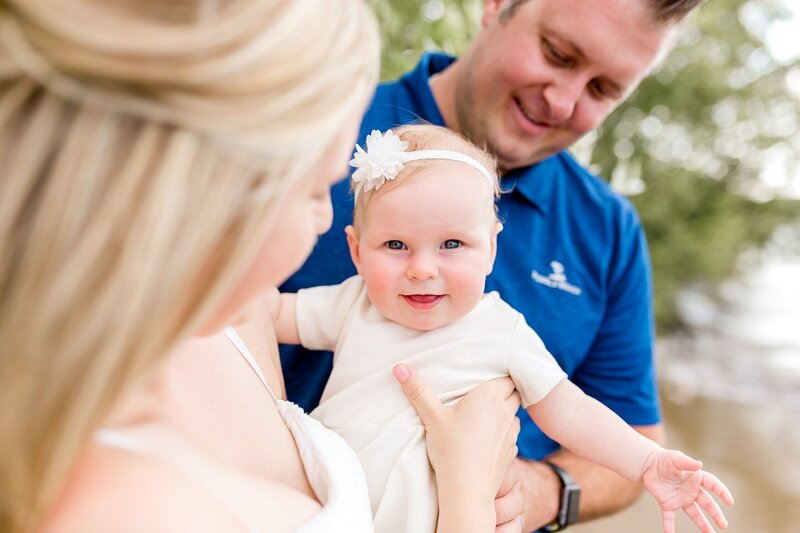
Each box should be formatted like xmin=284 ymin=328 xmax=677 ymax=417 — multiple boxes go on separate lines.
xmin=543 ymin=75 xmax=584 ymax=123
xmin=406 ymin=251 xmax=438 ymax=280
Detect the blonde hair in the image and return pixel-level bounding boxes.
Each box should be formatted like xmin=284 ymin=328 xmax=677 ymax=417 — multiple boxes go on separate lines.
xmin=0 ymin=0 xmax=379 ymax=530
xmin=352 ymin=124 xmax=500 ymax=229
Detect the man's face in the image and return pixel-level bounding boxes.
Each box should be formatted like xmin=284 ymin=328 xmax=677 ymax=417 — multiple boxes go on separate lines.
xmin=451 ymin=0 xmax=675 ymax=170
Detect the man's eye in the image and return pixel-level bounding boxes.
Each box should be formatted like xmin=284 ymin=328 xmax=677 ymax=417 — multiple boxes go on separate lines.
xmin=543 ymin=39 xmax=571 ymax=67
xmin=442 ymin=239 xmax=462 ymax=250
xmin=589 ymin=80 xmax=609 ymax=98
xmin=385 ymin=240 xmax=406 ymax=250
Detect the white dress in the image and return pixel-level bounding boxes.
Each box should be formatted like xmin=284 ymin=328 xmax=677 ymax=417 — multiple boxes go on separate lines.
xmin=298 ymin=275 xmax=567 ymax=533
xmin=96 ymin=327 xmax=373 ymax=532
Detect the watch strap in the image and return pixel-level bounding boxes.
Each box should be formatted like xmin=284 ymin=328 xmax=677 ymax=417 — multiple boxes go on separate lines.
xmin=542 ymin=460 xmax=580 ymax=531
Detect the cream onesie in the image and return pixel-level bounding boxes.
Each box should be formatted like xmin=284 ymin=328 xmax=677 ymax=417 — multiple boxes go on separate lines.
xmin=299 ymin=275 xmax=566 ymax=533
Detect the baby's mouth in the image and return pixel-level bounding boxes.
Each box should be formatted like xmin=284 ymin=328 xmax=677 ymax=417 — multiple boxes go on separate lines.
xmin=402 ymin=294 xmax=444 ymax=311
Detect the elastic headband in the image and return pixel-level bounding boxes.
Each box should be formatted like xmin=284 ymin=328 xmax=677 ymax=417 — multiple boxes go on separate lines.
xmin=349 ymin=129 xmax=494 ymax=200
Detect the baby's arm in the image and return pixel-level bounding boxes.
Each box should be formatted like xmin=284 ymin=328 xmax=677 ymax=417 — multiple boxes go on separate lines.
xmin=526 ymin=379 xmax=658 ymax=481
xmin=527 ymin=380 xmax=733 ymax=533
xmin=263 ymin=288 xmax=299 ymax=345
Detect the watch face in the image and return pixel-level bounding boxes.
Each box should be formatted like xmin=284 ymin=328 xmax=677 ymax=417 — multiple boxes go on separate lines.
xmin=542 ymin=483 xmax=580 ymax=531
xmin=563 ymin=483 xmax=581 ymax=526
xmin=543 ymin=461 xmax=580 ymax=530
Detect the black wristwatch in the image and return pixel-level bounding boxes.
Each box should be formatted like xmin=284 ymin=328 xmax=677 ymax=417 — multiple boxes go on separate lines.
xmin=542 ymin=461 xmax=580 ymax=531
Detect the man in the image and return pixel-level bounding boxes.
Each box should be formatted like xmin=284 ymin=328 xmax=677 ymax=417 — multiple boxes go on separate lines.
xmin=280 ymin=0 xmax=703 ymax=530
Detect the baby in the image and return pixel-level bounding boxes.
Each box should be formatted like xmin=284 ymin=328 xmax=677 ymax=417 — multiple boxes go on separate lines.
xmin=272 ymin=125 xmax=733 ymax=533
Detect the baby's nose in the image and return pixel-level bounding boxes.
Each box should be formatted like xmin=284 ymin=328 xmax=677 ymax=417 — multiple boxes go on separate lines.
xmin=406 ymin=251 xmax=438 ymax=280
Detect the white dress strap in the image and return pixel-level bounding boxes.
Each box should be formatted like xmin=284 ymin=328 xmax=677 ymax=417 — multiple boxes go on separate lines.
xmin=224 ymin=326 xmax=279 ymax=402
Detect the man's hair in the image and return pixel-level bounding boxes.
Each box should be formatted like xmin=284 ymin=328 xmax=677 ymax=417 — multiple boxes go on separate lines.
xmin=500 ymin=0 xmax=704 ymax=24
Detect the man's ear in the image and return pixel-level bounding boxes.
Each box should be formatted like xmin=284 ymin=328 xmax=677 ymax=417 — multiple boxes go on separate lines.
xmin=486 ymin=221 xmax=503 ymax=275
xmin=345 ymin=225 xmax=363 ymax=274
xmin=482 ymin=0 xmax=507 ymax=28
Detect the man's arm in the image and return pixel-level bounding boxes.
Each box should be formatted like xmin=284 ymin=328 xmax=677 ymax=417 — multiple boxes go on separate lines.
xmin=512 ymin=422 xmax=665 ymax=531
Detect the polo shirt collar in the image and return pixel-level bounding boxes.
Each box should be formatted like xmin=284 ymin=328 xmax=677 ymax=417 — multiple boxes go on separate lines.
xmin=397 ymin=51 xmax=452 ymax=127
xmin=402 ymin=51 xmax=558 ymax=215
xmin=502 ymin=158 xmax=558 ymax=216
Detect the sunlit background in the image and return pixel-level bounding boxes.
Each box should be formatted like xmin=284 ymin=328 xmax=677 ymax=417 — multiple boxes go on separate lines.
xmin=371 ymin=0 xmax=800 ymax=531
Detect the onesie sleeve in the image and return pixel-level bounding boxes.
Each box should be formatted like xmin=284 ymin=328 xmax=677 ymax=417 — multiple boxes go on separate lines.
xmin=507 ymin=313 xmax=567 ymax=407
xmin=295 ymin=275 xmax=365 ymax=351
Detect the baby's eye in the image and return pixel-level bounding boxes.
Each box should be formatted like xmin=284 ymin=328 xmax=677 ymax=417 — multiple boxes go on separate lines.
xmin=385 ymin=240 xmax=406 ymax=250
xmin=442 ymin=239 xmax=462 ymax=250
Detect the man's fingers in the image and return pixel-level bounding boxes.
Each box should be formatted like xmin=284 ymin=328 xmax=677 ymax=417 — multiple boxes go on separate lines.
xmin=495 ymin=516 xmax=523 ymax=533
xmin=494 ymin=485 xmax=523 ymax=525
xmin=496 ymin=458 xmax=521 ymax=498
xmin=393 ymin=364 xmax=442 ymax=427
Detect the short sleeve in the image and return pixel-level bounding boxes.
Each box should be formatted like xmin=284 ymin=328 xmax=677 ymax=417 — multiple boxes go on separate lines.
xmin=295 ymin=276 xmax=365 ymax=352
xmin=506 ymin=314 xmax=567 ymax=407
xmin=572 ymin=213 xmax=660 ymax=425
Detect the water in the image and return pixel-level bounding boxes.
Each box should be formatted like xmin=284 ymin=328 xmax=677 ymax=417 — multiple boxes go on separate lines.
xmin=574 ymin=251 xmax=800 ymax=533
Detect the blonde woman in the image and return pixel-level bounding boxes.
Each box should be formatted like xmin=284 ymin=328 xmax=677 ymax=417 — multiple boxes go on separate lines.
xmin=0 ymin=0 xmax=520 ymax=532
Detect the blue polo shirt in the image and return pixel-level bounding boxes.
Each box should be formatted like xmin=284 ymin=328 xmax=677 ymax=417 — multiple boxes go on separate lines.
xmin=280 ymin=52 xmax=660 ymax=460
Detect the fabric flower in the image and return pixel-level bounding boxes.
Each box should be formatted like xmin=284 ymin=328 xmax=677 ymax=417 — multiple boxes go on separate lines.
xmin=349 ymin=129 xmax=410 ymax=196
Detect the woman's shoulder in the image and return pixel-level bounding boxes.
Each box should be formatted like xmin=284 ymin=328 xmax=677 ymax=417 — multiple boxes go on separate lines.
xmin=42 ymin=440 xmax=319 ymax=533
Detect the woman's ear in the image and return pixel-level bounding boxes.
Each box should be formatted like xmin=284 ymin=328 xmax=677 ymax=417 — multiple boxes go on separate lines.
xmin=487 ymin=222 xmax=503 ymax=275
xmin=345 ymin=225 xmax=362 ymax=273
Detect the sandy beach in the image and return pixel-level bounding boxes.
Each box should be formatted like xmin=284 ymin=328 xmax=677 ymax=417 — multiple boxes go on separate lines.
xmin=573 ymin=394 xmax=800 ymax=533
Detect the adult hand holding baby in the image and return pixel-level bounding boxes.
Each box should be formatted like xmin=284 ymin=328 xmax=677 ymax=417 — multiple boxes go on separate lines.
xmin=393 ymin=364 xmax=520 ymax=533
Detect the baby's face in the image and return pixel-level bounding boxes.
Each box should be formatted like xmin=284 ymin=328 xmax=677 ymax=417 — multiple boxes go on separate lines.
xmin=347 ymin=163 xmax=500 ymax=331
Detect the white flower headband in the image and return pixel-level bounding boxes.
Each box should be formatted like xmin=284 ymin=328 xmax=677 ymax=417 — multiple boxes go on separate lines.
xmin=349 ymin=129 xmax=494 ymax=201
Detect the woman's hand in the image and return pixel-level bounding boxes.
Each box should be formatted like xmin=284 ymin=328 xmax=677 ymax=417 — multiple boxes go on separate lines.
xmin=393 ymin=364 xmax=520 ymax=532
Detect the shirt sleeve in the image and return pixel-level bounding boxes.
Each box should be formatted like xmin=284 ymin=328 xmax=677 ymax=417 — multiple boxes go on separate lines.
xmin=295 ymin=276 xmax=364 ymax=352
xmin=572 ymin=209 xmax=660 ymax=426
xmin=507 ymin=313 xmax=567 ymax=407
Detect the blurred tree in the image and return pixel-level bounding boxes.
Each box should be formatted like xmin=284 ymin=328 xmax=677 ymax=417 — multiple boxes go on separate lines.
xmin=370 ymin=0 xmax=800 ymax=330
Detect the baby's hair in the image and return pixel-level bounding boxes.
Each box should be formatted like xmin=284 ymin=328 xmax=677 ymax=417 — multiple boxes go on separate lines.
xmin=352 ymin=124 xmax=500 ymax=229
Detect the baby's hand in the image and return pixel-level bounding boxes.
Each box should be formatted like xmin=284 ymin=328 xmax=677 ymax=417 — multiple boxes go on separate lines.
xmin=641 ymin=449 xmax=734 ymax=533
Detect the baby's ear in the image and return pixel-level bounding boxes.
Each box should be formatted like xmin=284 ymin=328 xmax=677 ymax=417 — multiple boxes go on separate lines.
xmin=487 ymin=222 xmax=503 ymax=275
xmin=345 ymin=225 xmax=362 ymax=273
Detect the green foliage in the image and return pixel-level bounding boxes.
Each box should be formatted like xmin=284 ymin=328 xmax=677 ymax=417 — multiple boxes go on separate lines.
xmin=370 ymin=0 xmax=800 ymax=331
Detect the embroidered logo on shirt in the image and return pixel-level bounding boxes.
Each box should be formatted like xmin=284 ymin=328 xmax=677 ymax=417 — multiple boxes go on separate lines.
xmin=531 ymin=261 xmax=582 ymax=296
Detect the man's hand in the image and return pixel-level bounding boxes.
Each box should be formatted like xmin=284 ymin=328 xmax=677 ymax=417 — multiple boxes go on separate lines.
xmin=494 ymin=459 xmax=523 ymax=532
xmin=501 ymin=457 xmax=563 ymax=531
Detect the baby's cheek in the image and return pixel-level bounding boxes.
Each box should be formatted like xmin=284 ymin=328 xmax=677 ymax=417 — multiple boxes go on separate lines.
xmin=365 ymin=275 xmax=395 ymax=305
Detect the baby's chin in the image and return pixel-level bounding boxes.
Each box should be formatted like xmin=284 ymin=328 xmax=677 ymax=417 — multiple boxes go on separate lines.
xmin=385 ymin=309 xmax=463 ymax=332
